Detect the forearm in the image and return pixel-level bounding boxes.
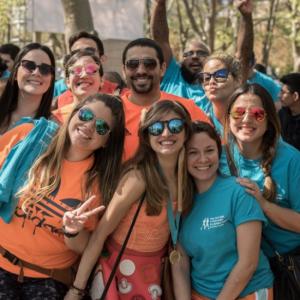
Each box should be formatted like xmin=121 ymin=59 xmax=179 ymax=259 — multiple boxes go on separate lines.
xmin=64 ymin=229 xmax=90 ymax=254
xmin=262 ymin=202 xmax=300 ymax=233
xmin=217 ymin=259 xmax=257 ymax=300
xmin=236 ymin=13 xmax=253 ymax=82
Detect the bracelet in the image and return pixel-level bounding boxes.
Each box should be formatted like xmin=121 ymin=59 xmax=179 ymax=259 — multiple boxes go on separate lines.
xmin=62 ymin=225 xmax=79 ymax=238
xmin=70 ymin=284 xmax=86 ymax=297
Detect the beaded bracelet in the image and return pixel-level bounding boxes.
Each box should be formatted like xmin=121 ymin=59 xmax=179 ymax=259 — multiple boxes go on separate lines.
xmin=62 ymin=225 xmax=79 ymax=238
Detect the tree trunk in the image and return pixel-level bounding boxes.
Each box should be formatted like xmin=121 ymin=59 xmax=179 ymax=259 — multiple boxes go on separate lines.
xmin=290 ymin=0 xmax=300 ymax=71
xmin=61 ymin=0 xmax=94 ymax=47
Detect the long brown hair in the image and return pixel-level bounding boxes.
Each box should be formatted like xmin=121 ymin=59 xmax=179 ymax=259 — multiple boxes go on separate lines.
xmin=123 ymin=100 xmax=194 ymax=215
xmin=224 ymin=83 xmax=281 ymax=202
xmin=19 ymin=93 xmax=125 ymax=210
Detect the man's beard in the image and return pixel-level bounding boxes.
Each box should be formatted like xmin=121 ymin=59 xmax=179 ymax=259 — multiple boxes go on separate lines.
xmin=181 ymin=63 xmax=201 ymax=85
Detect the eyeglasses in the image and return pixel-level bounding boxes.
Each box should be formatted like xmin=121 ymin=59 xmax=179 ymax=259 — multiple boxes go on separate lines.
xmin=199 ymin=68 xmax=230 ymax=85
xmin=20 ymin=60 xmax=54 ymax=76
xmin=230 ymin=106 xmax=267 ymax=122
xmin=78 ymin=108 xmax=110 ymax=135
xmin=125 ymin=58 xmax=158 ymax=71
xmin=69 ymin=63 xmax=99 ymax=77
xmin=183 ymin=50 xmax=209 ymax=58
xmin=147 ymin=119 xmax=185 ymax=136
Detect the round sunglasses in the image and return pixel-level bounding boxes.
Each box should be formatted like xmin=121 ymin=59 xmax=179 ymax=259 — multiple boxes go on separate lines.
xmin=198 ymin=68 xmax=230 ymax=85
xmin=20 ymin=60 xmax=54 ymax=76
xmin=69 ymin=63 xmax=99 ymax=77
xmin=125 ymin=58 xmax=158 ymax=71
xmin=147 ymin=119 xmax=185 ymax=136
xmin=230 ymin=106 xmax=267 ymax=122
xmin=78 ymin=108 xmax=110 ymax=135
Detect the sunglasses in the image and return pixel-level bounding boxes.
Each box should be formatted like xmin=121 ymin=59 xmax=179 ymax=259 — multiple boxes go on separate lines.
xmin=69 ymin=63 xmax=99 ymax=77
xmin=20 ymin=60 xmax=54 ymax=76
xmin=230 ymin=106 xmax=267 ymax=122
xmin=199 ymin=68 xmax=230 ymax=85
xmin=148 ymin=119 xmax=185 ymax=136
xmin=78 ymin=108 xmax=110 ymax=135
xmin=125 ymin=58 xmax=158 ymax=71
xmin=183 ymin=50 xmax=209 ymax=58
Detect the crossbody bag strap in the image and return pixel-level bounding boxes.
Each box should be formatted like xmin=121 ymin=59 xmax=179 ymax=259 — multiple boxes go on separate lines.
xmin=100 ymin=191 xmax=146 ymax=300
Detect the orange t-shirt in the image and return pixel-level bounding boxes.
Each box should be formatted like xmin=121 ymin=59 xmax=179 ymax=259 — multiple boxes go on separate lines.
xmin=112 ymin=202 xmax=170 ymax=253
xmin=122 ymin=90 xmax=210 ymax=160
xmin=0 ymin=125 xmax=101 ymax=278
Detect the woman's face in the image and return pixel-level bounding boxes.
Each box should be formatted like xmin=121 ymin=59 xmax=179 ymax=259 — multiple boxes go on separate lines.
xmin=202 ymin=59 xmax=238 ymax=103
xmin=67 ymin=56 xmax=102 ymax=102
xmin=229 ymin=93 xmax=267 ymax=148
xmin=148 ymin=111 xmax=186 ymax=158
xmin=187 ymin=132 xmax=219 ymax=191
xmin=16 ymin=49 xmax=53 ymax=97
xmin=67 ymin=100 xmax=113 ymax=160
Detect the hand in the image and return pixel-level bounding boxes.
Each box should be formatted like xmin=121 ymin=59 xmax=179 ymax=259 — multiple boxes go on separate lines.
xmin=234 ymin=0 xmax=253 ymax=15
xmin=63 ymin=195 xmax=105 ymax=235
xmin=236 ymin=177 xmax=267 ymax=207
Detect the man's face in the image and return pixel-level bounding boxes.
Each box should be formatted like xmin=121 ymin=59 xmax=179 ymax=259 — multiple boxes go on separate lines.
xmin=280 ymin=84 xmax=296 ymax=108
xmin=70 ymin=38 xmax=100 ymax=57
xmin=0 ymin=53 xmax=14 ymax=71
xmin=181 ymin=42 xmax=209 ymax=75
xmin=122 ymin=46 xmax=166 ymax=95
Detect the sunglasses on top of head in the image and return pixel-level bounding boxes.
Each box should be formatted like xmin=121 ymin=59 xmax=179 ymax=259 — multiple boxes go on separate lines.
xmin=230 ymin=106 xmax=267 ymax=122
xmin=78 ymin=107 xmax=110 ymax=135
xmin=69 ymin=63 xmax=100 ymax=77
xmin=125 ymin=58 xmax=158 ymax=71
xmin=20 ymin=60 xmax=54 ymax=76
xmin=198 ymin=68 xmax=230 ymax=85
xmin=147 ymin=118 xmax=185 ymax=136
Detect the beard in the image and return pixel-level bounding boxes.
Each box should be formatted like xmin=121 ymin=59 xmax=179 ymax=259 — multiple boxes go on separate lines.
xmin=129 ymin=75 xmax=154 ymax=94
xmin=181 ymin=63 xmax=201 ymax=84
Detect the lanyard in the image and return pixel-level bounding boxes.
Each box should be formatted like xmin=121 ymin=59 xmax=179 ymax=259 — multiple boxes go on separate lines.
xmin=167 ymin=199 xmax=181 ymax=247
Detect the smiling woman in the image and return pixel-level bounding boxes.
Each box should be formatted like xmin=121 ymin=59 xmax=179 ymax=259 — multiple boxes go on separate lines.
xmin=0 ymin=43 xmax=55 ymax=134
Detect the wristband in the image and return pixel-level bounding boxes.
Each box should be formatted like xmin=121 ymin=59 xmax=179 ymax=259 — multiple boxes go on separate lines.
xmin=62 ymin=225 xmax=79 ymax=238
xmin=70 ymin=284 xmax=86 ymax=297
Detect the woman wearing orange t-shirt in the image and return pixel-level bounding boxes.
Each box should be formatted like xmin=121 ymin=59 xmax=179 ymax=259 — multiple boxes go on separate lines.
xmin=64 ymin=100 xmax=194 ymax=300
xmin=0 ymin=93 xmax=125 ymax=299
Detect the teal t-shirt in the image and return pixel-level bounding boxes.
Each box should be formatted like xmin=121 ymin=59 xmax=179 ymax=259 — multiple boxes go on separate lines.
xmin=179 ymin=176 xmax=273 ymax=299
xmin=54 ymin=78 xmax=68 ymax=98
xmin=220 ymin=140 xmax=300 ymax=256
xmin=160 ymin=57 xmax=206 ymax=103
xmin=248 ymin=70 xmax=281 ymax=102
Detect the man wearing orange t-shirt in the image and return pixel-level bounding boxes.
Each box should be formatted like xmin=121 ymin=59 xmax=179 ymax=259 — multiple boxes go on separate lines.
xmin=121 ymin=38 xmax=210 ymax=160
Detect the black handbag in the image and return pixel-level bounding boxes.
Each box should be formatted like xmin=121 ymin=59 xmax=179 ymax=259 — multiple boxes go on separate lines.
xmin=266 ymin=237 xmax=300 ymax=300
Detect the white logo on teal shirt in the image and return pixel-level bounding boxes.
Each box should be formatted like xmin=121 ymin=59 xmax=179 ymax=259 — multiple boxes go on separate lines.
xmin=200 ymin=216 xmax=227 ymax=230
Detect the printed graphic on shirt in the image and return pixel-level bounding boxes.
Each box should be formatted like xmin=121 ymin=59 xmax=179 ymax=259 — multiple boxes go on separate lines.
xmin=200 ymin=216 xmax=227 ymax=231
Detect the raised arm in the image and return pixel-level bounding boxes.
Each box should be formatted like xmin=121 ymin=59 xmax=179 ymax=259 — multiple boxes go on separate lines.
xmin=216 ymin=221 xmax=262 ymax=300
xmin=64 ymin=170 xmax=146 ymax=299
xmin=235 ymin=0 xmax=254 ymax=83
xmin=151 ymin=0 xmax=173 ymax=67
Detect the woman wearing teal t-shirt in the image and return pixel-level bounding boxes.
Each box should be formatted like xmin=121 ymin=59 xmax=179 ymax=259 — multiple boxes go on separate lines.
xmin=172 ymin=121 xmax=273 ymax=300
xmin=223 ymin=83 xmax=300 ymax=299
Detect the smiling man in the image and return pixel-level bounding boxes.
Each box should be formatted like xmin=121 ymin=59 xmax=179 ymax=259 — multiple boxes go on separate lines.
xmin=151 ymin=0 xmax=253 ymax=104
xmin=121 ymin=38 xmax=210 ymax=160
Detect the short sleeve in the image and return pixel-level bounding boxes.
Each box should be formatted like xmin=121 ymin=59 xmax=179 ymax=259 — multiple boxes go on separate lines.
xmin=161 ymin=57 xmax=180 ymax=84
xmin=287 ymin=151 xmax=300 ymax=212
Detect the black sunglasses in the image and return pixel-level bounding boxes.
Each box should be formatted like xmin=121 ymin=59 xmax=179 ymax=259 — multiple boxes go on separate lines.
xmin=78 ymin=108 xmax=110 ymax=136
xmin=125 ymin=58 xmax=158 ymax=71
xmin=198 ymin=68 xmax=230 ymax=85
xmin=20 ymin=60 xmax=54 ymax=76
xmin=148 ymin=118 xmax=185 ymax=136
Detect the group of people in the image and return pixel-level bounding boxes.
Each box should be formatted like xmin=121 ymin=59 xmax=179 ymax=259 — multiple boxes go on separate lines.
xmin=0 ymin=0 xmax=299 ymax=300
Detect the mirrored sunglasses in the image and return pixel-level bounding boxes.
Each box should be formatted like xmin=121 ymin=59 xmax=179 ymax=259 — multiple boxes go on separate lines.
xmin=69 ymin=63 xmax=99 ymax=77
xmin=20 ymin=60 xmax=54 ymax=76
xmin=199 ymin=68 xmax=230 ymax=85
xmin=183 ymin=50 xmax=209 ymax=58
xmin=147 ymin=118 xmax=185 ymax=136
xmin=230 ymin=106 xmax=267 ymax=122
xmin=78 ymin=108 xmax=110 ymax=135
xmin=125 ymin=58 xmax=158 ymax=71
